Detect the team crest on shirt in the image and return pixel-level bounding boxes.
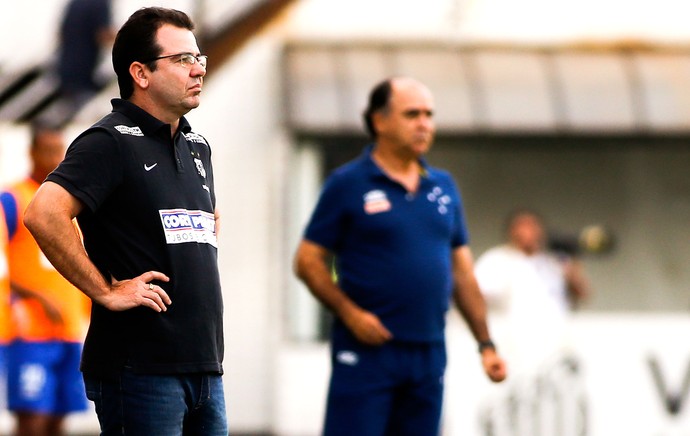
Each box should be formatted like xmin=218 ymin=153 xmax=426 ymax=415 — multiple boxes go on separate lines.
xmin=426 ymin=186 xmax=451 ymax=215
xmin=363 ymin=190 xmax=391 ymax=215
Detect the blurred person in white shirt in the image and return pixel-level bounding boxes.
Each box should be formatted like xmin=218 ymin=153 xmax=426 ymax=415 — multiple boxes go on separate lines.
xmin=474 ymin=209 xmax=590 ymax=372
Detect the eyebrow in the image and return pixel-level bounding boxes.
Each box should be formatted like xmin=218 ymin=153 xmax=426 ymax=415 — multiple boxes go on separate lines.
xmin=403 ymin=109 xmax=433 ymax=117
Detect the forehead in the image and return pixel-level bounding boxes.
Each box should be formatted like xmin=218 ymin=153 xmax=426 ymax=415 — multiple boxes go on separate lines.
xmin=512 ymin=214 xmax=543 ymax=229
xmin=389 ymin=79 xmax=434 ymax=111
xmin=155 ymin=24 xmax=199 ymax=53
xmin=33 ymin=131 xmax=64 ymax=149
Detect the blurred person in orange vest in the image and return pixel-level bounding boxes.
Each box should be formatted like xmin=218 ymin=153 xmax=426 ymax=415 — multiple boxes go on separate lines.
xmin=0 ymin=124 xmax=90 ymax=436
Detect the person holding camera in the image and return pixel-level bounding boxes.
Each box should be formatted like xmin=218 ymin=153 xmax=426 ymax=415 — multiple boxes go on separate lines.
xmin=474 ymin=209 xmax=590 ymax=371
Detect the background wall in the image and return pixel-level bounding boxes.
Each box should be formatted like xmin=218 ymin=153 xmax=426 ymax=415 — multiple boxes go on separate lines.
xmin=428 ymin=140 xmax=690 ymax=312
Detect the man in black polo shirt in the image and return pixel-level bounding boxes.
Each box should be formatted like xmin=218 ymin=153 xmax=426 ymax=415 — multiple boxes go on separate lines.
xmin=24 ymin=7 xmax=226 ymax=435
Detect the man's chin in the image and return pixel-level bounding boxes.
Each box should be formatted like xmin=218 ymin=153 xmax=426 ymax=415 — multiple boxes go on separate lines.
xmin=412 ymin=141 xmax=432 ymax=155
xmin=184 ymin=97 xmax=201 ymax=111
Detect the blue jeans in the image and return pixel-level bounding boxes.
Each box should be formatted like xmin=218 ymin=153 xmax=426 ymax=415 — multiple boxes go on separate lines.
xmin=84 ymin=369 xmax=227 ymax=436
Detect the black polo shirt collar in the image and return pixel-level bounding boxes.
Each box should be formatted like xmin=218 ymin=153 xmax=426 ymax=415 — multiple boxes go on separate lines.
xmin=110 ymin=98 xmax=193 ymax=138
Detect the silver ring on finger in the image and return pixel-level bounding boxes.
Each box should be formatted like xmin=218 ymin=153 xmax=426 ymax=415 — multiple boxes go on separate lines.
xmin=149 ymin=283 xmax=154 ymax=291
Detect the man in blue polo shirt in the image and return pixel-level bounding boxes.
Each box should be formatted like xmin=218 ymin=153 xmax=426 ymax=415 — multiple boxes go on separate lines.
xmin=294 ymin=77 xmax=507 ymax=436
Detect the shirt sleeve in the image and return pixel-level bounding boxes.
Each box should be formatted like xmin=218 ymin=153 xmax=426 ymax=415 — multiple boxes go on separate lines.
xmin=46 ymin=129 xmax=123 ymax=213
xmin=303 ymin=174 xmax=348 ymax=252
xmin=474 ymin=248 xmax=510 ymax=305
xmin=447 ymin=176 xmax=470 ymax=248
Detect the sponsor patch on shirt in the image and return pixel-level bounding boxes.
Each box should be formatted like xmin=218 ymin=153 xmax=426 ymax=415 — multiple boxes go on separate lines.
xmin=363 ymin=189 xmax=391 ymax=215
xmin=159 ymin=208 xmax=217 ymax=247
xmin=183 ymin=132 xmax=208 ymax=145
xmin=114 ymin=125 xmax=144 ymax=136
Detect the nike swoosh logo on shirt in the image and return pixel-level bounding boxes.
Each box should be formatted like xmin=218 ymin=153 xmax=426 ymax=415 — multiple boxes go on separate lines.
xmin=144 ymin=163 xmax=158 ymax=171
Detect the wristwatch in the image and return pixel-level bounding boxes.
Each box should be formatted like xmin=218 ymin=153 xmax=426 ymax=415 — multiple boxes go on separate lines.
xmin=478 ymin=339 xmax=496 ymax=353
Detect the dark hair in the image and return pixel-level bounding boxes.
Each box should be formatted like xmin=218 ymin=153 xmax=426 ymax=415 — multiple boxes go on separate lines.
xmin=362 ymin=79 xmax=393 ymax=139
xmin=112 ymin=7 xmax=195 ymax=99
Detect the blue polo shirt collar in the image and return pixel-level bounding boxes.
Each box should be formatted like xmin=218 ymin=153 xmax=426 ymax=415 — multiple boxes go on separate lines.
xmin=362 ymin=143 xmax=435 ymax=183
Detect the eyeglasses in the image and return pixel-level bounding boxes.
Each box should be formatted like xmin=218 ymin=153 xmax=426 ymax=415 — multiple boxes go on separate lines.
xmin=145 ymin=52 xmax=208 ymax=69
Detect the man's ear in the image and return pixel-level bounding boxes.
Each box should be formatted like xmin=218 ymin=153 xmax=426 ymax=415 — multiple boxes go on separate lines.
xmin=372 ymin=111 xmax=386 ymax=136
xmin=129 ymin=62 xmax=150 ymax=90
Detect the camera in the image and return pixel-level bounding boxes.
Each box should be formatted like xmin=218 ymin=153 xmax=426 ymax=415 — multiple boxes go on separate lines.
xmin=548 ymin=225 xmax=614 ymax=256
